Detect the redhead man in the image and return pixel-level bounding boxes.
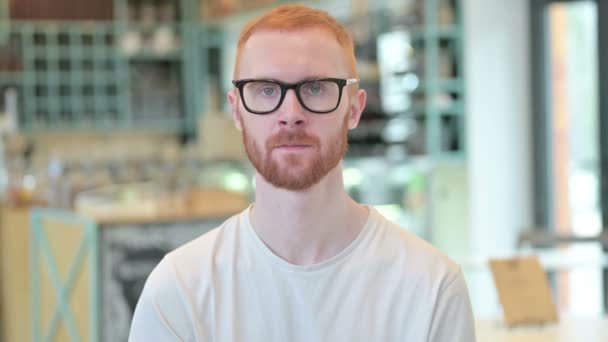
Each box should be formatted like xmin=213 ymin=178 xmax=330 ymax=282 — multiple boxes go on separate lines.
xmin=129 ymin=4 xmax=475 ymax=342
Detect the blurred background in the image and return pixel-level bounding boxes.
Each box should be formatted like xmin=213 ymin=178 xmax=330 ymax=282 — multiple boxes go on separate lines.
xmin=0 ymin=0 xmax=607 ymax=341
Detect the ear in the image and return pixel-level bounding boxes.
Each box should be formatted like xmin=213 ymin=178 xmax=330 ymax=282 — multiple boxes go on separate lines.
xmin=347 ymin=89 xmax=366 ymax=130
xmin=227 ymin=88 xmax=243 ymax=131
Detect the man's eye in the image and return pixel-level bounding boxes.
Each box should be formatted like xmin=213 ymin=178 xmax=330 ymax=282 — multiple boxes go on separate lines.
xmin=305 ymin=82 xmax=324 ymax=95
xmin=261 ymin=87 xmax=276 ymax=96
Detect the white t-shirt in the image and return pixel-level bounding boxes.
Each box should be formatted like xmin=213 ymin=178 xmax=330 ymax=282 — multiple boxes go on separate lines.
xmin=129 ymin=206 xmax=476 ymax=342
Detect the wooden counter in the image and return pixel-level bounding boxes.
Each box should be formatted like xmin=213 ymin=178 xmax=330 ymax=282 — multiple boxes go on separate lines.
xmin=77 ymin=188 xmax=250 ymax=225
xmin=0 ymin=189 xmax=249 ymax=342
xmin=476 ymin=316 xmax=608 ymax=341
xmin=0 ymin=205 xmax=32 ymax=342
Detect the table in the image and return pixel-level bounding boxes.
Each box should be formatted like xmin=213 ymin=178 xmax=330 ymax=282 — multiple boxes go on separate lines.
xmin=475 ymin=317 xmax=608 ymax=341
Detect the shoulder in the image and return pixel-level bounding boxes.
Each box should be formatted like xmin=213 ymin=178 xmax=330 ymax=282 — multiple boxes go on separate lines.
xmin=139 ymin=209 xmax=245 ymax=295
xmin=168 ymin=210 xmax=246 ymax=262
xmin=161 ymin=210 xmax=248 ymax=285
xmin=131 ymin=211 xmax=247 ymax=332
xmin=129 ymin=255 xmax=193 ymax=341
xmin=366 ymin=208 xmax=462 ymax=284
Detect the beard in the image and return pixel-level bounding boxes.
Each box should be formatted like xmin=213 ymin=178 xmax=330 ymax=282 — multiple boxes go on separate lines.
xmin=241 ymin=113 xmax=349 ymax=192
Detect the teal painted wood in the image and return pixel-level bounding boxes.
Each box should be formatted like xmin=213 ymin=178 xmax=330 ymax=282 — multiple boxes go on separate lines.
xmin=1 ymin=1 xmax=213 ymax=134
xmin=113 ymin=0 xmax=203 ymax=134
xmin=181 ymin=22 xmax=197 ymax=135
xmin=181 ymin=0 xmax=199 ymax=22
xmin=20 ymin=24 xmax=36 ymax=129
xmin=30 ymin=208 xmax=99 ymax=342
xmin=4 ymin=0 xmax=464 ymax=152
xmin=8 ymin=19 xmax=188 ymax=132
xmin=424 ymin=0 xmax=441 ymax=155
xmin=417 ymin=0 xmax=465 ymax=156
xmin=30 ymin=210 xmax=42 ymax=342
xmin=9 ymin=21 xmax=124 ymax=130
xmin=181 ymin=0 xmax=203 ymax=135
xmin=454 ymin=0 xmax=466 ymax=155
xmin=88 ymin=219 xmax=100 ymax=342
xmin=196 ymin=26 xmax=213 ymax=123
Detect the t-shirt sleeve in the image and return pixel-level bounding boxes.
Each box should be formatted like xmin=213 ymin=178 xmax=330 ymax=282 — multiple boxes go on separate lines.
xmin=128 ymin=256 xmax=195 ymax=342
xmin=427 ymin=268 xmax=476 ymax=342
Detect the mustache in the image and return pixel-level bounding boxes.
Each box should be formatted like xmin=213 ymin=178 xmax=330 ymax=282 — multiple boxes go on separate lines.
xmin=266 ymin=130 xmax=320 ymax=149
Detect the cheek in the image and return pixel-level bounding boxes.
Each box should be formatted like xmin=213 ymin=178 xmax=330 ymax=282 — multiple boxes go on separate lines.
xmin=318 ymin=120 xmax=345 ymax=144
xmin=242 ymin=117 xmax=270 ymax=142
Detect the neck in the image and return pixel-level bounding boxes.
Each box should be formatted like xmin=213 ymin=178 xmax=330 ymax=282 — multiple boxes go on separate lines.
xmin=250 ymin=164 xmax=369 ymax=266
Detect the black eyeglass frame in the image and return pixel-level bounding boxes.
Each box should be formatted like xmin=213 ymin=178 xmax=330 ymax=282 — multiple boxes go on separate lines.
xmin=231 ymin=78 xmax=359 ymax=115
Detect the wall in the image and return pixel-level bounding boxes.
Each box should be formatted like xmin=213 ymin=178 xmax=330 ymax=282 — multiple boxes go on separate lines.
xmin=463 ymin=0 xmax=533 ymax=315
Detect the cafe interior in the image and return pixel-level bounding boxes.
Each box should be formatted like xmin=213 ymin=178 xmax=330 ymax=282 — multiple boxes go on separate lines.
xmin=0 ymin=0 xmax=607 ymax=340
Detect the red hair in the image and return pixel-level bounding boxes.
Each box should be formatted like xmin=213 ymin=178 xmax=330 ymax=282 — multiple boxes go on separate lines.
xmin=233 ymin=4 xmax=357 ymax=79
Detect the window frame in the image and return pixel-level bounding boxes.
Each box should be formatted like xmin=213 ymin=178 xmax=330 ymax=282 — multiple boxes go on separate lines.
xmin=530 ymin=0 xmax=608 ymax=312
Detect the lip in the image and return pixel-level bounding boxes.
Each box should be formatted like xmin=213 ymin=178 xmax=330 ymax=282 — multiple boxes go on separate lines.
xmin=274 ymin=144 xmax=311 ymax=150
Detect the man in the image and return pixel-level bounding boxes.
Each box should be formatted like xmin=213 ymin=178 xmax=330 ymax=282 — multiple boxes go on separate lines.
xmin=129 ymin=4 xmax=475 ymax=342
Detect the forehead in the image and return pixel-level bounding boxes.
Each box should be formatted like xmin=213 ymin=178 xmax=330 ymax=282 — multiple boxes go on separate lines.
xmin=237 ymin=28 xmax=349 ymax=81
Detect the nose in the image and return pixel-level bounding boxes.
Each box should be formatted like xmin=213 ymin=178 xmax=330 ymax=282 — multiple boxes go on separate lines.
xmin=277 ymin=89 xmax=306 ymax=127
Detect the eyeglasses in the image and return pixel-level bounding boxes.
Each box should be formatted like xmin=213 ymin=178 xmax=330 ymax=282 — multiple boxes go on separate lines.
xmin=232 ymin=78 xmax=359 ymax=115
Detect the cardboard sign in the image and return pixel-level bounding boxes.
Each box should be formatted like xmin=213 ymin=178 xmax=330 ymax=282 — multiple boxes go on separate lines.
xmin=489 ymin=256 xmax=559 ymax=327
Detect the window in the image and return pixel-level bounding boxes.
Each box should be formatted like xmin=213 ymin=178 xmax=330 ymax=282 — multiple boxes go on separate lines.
xmin=531 ymin=0 xmax=608 ymax=315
